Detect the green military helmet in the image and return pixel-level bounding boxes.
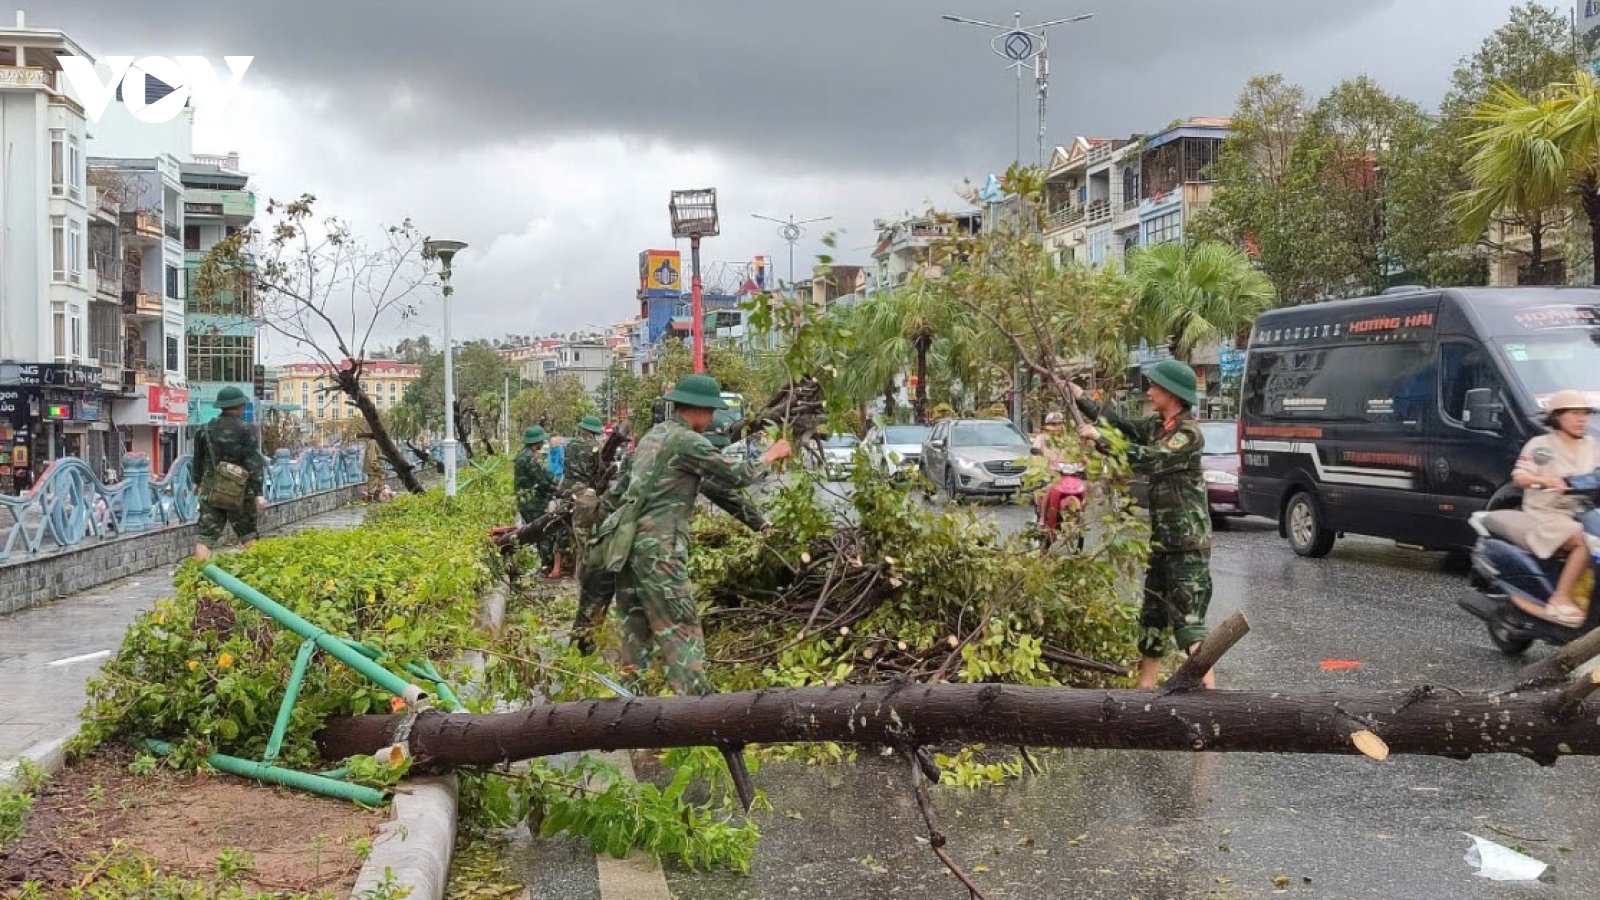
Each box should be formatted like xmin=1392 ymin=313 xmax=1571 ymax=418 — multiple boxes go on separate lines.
xmin=1143 ymin=359 xmax=1199 ymax=407
xmin=522 ymin=425 xmax=549 ymax=446
xmin=577 ymin=414 xmax=605 ymax=434
xmin=663 ymin=373 xmax=727 ymax=410
xmin=212 ymin=385 xmax=251 ymax=409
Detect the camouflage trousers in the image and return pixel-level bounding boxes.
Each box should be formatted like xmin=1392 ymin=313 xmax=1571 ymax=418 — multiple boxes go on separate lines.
xmin=1139 ymin=550 xmax=1212 ymax=658
xmin=614 ymin=535 xmax=711 ymax=696
xmin=572 ymin=558 xmax=615 ymax=657
xmin=197 ymin=499 xmax=259 ymax=547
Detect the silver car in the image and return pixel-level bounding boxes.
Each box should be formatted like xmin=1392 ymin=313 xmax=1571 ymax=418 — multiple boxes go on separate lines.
xmin=921 ymin=418 xmax=1032 ymax=499
xmin=817 ymin=433 xmax=860 ymax=480
xmin=864 ymin=424 xmax=931 ymax=478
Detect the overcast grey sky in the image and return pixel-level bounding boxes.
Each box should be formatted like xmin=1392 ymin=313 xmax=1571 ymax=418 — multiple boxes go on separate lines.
xmin=41 ymin=0 xmax=1534 ymax=361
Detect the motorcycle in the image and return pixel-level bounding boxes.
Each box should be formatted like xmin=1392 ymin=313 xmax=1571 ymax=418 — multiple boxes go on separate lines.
xmin=1034 ymin=460 xmax=1089 ymax=552
xmin=1457 ymin=471 xmax=1600 ymax=655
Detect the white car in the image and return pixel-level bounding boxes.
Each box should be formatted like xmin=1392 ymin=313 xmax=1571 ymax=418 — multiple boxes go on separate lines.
xmin=817 ymin=433 xmax=860 ymax=480
xmin=863 ymin=424 xmax=931 ymax=478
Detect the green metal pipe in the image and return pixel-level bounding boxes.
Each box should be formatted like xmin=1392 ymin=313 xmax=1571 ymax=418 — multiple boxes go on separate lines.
xmin=264 ymin=639 xmax=318 ymax=764
xmin=341 ymin=638 xmax=382 ymax=661
xmin=403 ymin=660 xmax=462 ymax=712
xmin=201 ymin=565 xmax=425 ymax=704
xmin=143 ymin=739 xmax=384 ymax=807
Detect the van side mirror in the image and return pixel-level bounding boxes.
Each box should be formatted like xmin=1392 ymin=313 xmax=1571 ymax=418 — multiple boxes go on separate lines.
xmin=1464 ymin=388 xmax=1501 ymax=431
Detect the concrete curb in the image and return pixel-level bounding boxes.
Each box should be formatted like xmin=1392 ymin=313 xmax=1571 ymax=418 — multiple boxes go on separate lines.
xmin=349 ymin=775 xmax=459 ymax=900
xmin=0 ymin=734 xmax=72 ymax=791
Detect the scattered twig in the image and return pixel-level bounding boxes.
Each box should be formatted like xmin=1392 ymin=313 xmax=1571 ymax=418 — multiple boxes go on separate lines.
xmin=905 ymin=747 xmax=991 ymax=900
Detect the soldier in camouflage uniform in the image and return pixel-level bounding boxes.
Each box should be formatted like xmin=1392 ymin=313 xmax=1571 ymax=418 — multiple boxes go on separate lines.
xmin=513 ymin=425 xmax=561 ymax=576
xmin=191 ymin=386 xmax=266 ymax=561
xmin=560 ymin=415 xmax=607 ymax=580
xmin=1073 ymin=358 xmax=1215 ymax=689
xmin=590 ymin=374 xmax=790 ymax=694
xmin=571 ymin=449 xmax=632 ymax=655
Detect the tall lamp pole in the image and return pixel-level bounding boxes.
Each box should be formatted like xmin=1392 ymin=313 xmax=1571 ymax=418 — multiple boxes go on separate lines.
xmin=942 ymin=11 xmax=1093 ymax=167
xmin=752 ymin=212 xmax=832 ymax=296
xmin=425 ymin=238 xmax=468 ymax=497
xmin=669 ymin=189 xmax=720 ymax=374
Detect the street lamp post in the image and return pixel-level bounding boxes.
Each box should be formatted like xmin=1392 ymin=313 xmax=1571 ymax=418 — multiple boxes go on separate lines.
xmin=668 ymin=189 xmax=720 ymax=374
xmin=425 ymin=238 xmax=468 ymax=497
xmin=752 ymin=212 xmax=832 ymax=296
xmin=942 ymin=10 xmax=1094 ymax=167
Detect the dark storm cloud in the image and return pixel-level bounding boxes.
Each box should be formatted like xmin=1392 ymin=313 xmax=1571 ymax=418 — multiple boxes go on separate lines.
xmin=44 ymin=0 xmax=1410 ymax=175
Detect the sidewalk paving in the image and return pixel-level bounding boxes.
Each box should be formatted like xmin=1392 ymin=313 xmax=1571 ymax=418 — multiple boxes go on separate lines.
xmin=0 ymin=504 xmax=367 ymax=772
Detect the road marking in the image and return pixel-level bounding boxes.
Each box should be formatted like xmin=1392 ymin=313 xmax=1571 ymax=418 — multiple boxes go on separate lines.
xmin=595 ymin=750 xmax=672 ymax=900
xmin=46 ymin=650 xmax=111 ymax=667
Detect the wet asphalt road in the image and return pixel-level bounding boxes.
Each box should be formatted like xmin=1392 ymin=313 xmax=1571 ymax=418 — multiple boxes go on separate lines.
xmin=506 ymin=504 xmax=1600 ymax=899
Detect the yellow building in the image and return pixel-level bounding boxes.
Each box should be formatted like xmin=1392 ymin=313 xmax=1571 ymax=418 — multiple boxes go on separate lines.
xmin=276 ymin=359 xmax=420 ymax=426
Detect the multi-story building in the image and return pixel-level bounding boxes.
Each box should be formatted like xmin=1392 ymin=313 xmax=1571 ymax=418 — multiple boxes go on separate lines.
xmin=1135 ymin=118 xmax=1229 ymax=251
xmin=93 ymin=154 xmax=190 ymax=469
xmin=277 ymin=359 xmax=419 ymax=430
xmin=181 ymin=153 xmax=257 ymax=426
xmin=0 ymin=22 xmax=119 ymax=491
xmin=871 ymin=212 xmax=983 ymax=290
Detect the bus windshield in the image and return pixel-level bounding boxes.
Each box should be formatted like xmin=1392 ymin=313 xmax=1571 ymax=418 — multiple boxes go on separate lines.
xmin=1497 ymin=334 xmax=1600 ymax=408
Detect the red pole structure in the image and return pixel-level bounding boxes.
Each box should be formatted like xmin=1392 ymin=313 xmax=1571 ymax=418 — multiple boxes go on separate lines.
xmin=690 ymin=234 xmax=705 ymax=374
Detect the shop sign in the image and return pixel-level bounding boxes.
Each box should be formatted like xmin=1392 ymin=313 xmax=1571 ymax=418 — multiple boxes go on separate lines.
xmin=78 ymin=397 xmax=102 ymax=422
xmin=163 ymin=387 xmax=189 ymax=424
xmin=0 ymin=362 xmax=100 ymax=389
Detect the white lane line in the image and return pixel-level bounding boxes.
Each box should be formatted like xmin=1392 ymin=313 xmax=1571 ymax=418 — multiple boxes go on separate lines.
xmin=595 ymin=750 xmax=673 ymax=900
xmin=46 ymin=650 xmax=111 ymax=667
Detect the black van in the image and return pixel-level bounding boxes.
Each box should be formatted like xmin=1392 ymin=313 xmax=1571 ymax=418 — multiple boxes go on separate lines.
xmin=1238 ymin=286 xmax=1600 ymax=557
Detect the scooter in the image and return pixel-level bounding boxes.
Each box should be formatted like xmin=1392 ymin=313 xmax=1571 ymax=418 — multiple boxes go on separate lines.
xmin=1034 ymin=460 xmax=1089 ymax=552
xmin=1457 ymin=472 xmax=1600 ymax=655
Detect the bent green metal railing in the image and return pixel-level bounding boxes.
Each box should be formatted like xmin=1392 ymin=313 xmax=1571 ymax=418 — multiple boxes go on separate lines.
xmin=170 ymin=564 xmax=462 ymax=805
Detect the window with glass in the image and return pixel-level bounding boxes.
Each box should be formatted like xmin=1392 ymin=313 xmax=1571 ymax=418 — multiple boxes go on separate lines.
xmin=166 ymin=335 xmax=181 ymax=372
xmin=1144 ymin=211 xmax=1182 ymax=245
xmin=1439 ymin=341 xmax=1509 ymax=424
xmin=166 ymin=265 xmax=181 ymax=300
xmin=49 ymin=130 xmax=65 ymax=196
xmin=67 ymin=135 xmax=83 ymax=201
xmin=50 ymin=217 xmax=66 ymax=281
xmin=67 ymin=221 xmax=84 ymax=284
xmin=52 ymin=309 xmax=65 ymax=358
xmin=70 ymin=315 xmax=83 ymax=358
xmin=186 ymin=333 xmax=253 ymax=383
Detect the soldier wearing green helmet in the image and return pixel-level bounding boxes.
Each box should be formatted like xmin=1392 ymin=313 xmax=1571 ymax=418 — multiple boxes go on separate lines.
xmin=583 ymin=373 xmax=790 ymax=695
xmin=514 ymin=424 xmax=562 ymax=577
xmin=191 ymin=386 xmax=266 ymax=560
xmin=1073 ymin=358 xmax=1215 ymax=690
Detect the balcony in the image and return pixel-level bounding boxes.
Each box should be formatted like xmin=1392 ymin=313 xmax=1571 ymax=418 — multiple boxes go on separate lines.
xmin=1086 ymin=198 xmax=1113 ymax=226
xmin=1087 ymin=144 xmax=1115 ymax=167
xmin=0 ymin=66 xmax=49 ymax=89
xmin=164 ymin=220 xmax=181 ymax=242
xmin=121 ymin=211 xmax=162 ymax=242
xmin=94 ymin=348 xmax=124 ymax=388
xmin=1047 ymin=204 xmax=1086 ymax=231
xmin=122 ymin=290 xmax=162 ymax=317
xmin=135 ymin=360 xmax=163 ymax=386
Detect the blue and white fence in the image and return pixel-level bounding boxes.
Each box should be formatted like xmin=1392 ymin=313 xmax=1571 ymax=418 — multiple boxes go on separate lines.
xmin=0 ymin=446 xmax=369 ymax=563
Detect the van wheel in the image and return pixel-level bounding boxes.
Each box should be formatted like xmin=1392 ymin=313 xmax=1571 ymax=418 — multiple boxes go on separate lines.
xmin=1284 ymin=491 xmax=1335 ymax=558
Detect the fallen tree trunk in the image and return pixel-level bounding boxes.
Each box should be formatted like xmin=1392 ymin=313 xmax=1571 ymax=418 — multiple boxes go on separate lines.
xmin=319 ymin=614 xmax=1600 ymax=768
xmin=318 ymin=678 xmax=1600 ymax=766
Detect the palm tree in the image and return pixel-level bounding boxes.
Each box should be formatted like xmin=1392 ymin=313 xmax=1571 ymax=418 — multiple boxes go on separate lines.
xmin=852 ymin=282 xmax=974 ymax=424
xmin=1125 ymin=241 xmax=1276 ymax=359
xmin=1457 ymin=83 xmax=1575 ymax=284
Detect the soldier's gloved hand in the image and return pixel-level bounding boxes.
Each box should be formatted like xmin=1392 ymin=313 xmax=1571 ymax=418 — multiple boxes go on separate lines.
xmin=1077 ymin=424 xmax=1100 ymax=443
xmin=757 ymin=521 xmax=773 ymax=534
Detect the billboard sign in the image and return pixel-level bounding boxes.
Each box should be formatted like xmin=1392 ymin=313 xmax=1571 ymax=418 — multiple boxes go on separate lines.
xmin=640 ymin=250 xmax=682 ymax=292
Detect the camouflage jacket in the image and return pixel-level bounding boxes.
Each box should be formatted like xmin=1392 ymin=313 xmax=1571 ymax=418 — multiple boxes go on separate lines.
xmin=514 ymin=447 xmax=558 ymax=520
xmin=190 ymin=415 xmax=265 ymax=497
xmin=1078 ymin=397 xmax=1210 ymax=553
xmin=561 ymin=432 xmax=603 ymax=498
xmin=606 ymin=417 xmax=766 ymax=541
